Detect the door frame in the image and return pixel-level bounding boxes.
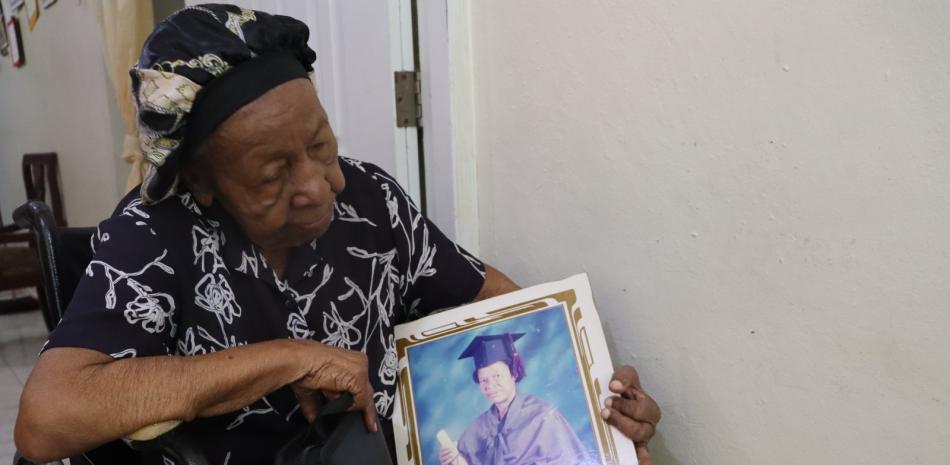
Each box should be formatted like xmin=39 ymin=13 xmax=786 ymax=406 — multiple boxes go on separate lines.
xmin=417 ymin=0 xmax=479 ymax=254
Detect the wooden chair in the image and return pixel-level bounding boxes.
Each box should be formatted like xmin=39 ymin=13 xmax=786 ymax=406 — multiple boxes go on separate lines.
xmin=0 ymin=207 xmax=42 ymax=318
xmin=0 ymin=153 xmax=69 ymax=325
xmin=23 ymin=152 xmax=67 ymax=227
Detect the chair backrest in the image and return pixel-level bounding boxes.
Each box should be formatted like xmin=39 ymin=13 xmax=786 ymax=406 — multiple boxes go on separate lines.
xmin=22 ymin=153 xmax=67 ymax=227
xmin=13 ymin=200 xmax=94 ymax=327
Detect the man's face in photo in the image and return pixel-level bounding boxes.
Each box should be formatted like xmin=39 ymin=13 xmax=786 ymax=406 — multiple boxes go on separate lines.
xmin=477 ymin=361 xmax=517 ymax=407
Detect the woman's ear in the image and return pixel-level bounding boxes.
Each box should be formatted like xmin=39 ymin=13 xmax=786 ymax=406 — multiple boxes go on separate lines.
xmin=180 ymin=161 xmax=215 ymax=207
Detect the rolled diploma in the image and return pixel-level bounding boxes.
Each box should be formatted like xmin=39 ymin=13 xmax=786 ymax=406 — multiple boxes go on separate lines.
xmin=437 ymin=430 xmax=469 ymax=465
xmin=437 ymin=430 xmax=454 ymax=449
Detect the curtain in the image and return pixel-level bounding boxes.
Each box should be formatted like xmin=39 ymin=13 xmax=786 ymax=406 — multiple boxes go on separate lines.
xmin=96 ymin=0 xmax=155 ymax=191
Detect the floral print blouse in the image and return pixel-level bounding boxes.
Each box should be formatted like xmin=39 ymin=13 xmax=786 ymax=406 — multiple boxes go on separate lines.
xmin=46 ymin=157 xmax=486 ymax=465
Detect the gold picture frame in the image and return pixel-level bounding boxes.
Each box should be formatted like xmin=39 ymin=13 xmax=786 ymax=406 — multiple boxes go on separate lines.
xmin=392 ymin=274 xmax=638 ymax=465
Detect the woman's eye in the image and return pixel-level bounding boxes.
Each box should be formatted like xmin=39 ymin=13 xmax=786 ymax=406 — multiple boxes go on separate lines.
xmin=262 ymin=165 xmax=286 ymax=183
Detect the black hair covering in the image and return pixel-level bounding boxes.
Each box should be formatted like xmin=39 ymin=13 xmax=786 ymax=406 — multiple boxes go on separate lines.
xmin=130 ymin=4 xmax=316 ymax=204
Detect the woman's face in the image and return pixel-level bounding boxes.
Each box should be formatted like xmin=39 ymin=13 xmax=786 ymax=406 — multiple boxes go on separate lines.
xmin=187 ymin=78 xmax=346 ymax=253
xmin=477 ymin=361 xmax=518 ymax=408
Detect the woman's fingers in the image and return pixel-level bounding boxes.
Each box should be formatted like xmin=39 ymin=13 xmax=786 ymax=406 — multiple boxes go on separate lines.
xmin=606 ymin=392 xmax=661 ymax=426
xmin=601 ymin=406 xmax=656 ymax=443
xmin=356 ymin=377 xmax=378 ymax=433
xmin=362 ymin=399 xmax=378 ymax=432
xmin=604 ymin=364 xmax=661 ymax=457
xmin=294 ymin=342 xmax=377 ymax=430
xmin=290 ymin=385 xmax=321 ymax=423
xmin=609 ymin=365 xmax=643 ymax=395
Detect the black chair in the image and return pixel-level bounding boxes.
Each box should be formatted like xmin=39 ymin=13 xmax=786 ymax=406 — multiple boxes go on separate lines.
xmin=12 ymin=201 xmax=90 ymax=330
xmin=12 ymin=200 xmax=208 ymax=465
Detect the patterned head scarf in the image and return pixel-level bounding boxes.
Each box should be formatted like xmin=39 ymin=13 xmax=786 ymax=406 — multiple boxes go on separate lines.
xmin=131 ymin=4 xmax=316 ymax=204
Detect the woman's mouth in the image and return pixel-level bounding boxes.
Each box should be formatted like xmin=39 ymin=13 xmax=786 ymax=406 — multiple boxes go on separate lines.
xmin=305 ymin=211 xmax=333 ymax=230
xmin=294 ymin=208 xmax=334 ymax=233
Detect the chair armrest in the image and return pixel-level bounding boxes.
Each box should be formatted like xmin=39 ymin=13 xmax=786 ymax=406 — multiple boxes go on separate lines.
xmin=11 ymin=422 xmax=202 ymax=465
xmin=126 ymin=421 xmax=210 ymax=465
xmin=126 ymin=420 xmax=182 ymax=441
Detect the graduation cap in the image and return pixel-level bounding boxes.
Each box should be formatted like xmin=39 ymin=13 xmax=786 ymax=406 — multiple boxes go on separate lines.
xmin=459 ymin=333 xmax=527 ymax=383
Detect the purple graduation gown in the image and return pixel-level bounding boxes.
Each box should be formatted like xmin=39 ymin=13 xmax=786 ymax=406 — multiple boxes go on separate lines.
xmin=457 ymin=393 xmax=592 ymax=465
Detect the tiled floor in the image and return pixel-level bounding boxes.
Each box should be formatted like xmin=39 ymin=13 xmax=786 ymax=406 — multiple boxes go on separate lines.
xmin=0 ymin=310 xmax=48 ymax=462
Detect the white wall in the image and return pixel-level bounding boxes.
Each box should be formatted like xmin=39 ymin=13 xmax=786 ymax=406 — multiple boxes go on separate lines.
xmin=466 ymin=1 xmax=949 ymax=463
xmin=0 ymin=2 xmax=124 ymax=226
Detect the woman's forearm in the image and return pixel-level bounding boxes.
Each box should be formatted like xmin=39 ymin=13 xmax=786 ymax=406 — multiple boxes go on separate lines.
xmin=474 ymin=264 xmax=521 ymax=301
xmin=15 ymin=339 xmax=304 ymax=462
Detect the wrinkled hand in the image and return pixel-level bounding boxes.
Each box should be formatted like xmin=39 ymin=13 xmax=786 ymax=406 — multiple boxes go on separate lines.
xmin=601 ymin=365 xmax=661 ymax=465
xmin=289 ymin=340 xmax=377 ymax=432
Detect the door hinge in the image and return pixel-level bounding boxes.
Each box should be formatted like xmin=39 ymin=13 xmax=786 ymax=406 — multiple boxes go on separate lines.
xmin=394 ymin=71 xmax=421 ymax=128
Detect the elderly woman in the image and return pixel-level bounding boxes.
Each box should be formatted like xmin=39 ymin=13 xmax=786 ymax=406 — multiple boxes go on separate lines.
xmin=14 ymin=5 xmax=659 ymax=465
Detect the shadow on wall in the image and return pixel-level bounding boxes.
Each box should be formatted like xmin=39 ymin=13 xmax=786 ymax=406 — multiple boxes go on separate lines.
xmin=601 ymin=310 xmax=746 ymax=465
xmin=655 ymin=349 xmax=758 ymax=465
xmin=648 ymin=432 xmax=684 ymax=465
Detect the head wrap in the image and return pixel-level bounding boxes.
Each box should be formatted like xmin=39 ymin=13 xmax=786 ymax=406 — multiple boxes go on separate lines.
xmin=131 ymin=4 xmax=316 ymax=204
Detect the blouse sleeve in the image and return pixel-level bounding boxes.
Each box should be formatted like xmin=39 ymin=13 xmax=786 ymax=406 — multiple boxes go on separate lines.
xmin=362 ymin=162 xmax=486 ymax=319
xmin=45 ymin=211 xmax=180 ymax=359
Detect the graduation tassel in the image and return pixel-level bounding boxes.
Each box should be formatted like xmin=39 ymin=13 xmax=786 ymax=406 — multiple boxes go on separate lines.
xmin=505 ymin=332 xmax=527 ymax=381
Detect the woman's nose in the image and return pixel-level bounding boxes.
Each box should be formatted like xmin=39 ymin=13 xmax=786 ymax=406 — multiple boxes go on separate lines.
xmin=290 ymin=159 xmax=330 ymax=208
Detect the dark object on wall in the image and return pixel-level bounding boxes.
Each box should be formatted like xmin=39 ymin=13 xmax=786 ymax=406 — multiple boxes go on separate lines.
xmin=5 ymin=15 xmax=22 ymax=66
xmin=23 ymin=152 xmax=67 ymax=226
xmin=12 ymin=200 xmax=212 ymax=465
xmin=41 ymin=0 xmax=57 ymax=9
xmin=275 ymin=393 xmax=394 ymax=465
xmin=24 ymin=0 xmax=39 ymax=31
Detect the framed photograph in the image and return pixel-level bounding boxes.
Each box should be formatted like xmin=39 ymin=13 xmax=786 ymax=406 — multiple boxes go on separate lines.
xmin=393 ymin=274 xmax=638 ymax=465
xmin=6 ymin=15 xmax=22 ymax=67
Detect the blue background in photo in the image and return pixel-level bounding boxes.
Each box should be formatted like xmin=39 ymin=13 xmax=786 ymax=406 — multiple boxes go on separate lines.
xmin=406 ymin=304 xmax=600 ymax=465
